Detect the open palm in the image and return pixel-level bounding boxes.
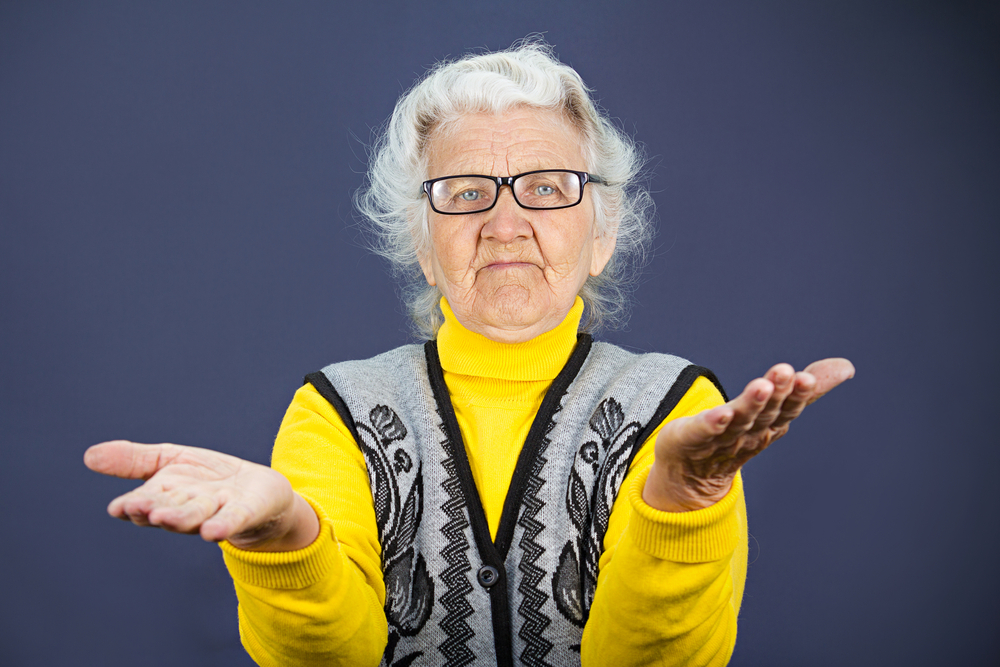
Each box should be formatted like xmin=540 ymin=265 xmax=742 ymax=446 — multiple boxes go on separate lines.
xmin=84 ymin=440 xmax=317 ymax=551
xmin=645 ymin=358 xmax=855 ymax=511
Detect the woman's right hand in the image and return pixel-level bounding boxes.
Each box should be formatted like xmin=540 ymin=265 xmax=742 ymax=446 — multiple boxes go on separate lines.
xmin=84 ymin=440 xmax=320 ymax=552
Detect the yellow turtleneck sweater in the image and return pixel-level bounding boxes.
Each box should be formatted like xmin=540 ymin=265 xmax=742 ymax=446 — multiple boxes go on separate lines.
xmin=221 ymin=298 xmax=747 ymax=667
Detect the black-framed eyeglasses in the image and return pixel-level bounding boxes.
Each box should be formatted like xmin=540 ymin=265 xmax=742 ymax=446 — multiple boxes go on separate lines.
xmin=422 ymin=169 xmax=606 ymax=215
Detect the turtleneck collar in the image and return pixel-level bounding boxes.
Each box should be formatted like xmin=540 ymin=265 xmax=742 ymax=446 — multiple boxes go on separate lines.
xmin=436 ymin=297 xmax=584 ymax=382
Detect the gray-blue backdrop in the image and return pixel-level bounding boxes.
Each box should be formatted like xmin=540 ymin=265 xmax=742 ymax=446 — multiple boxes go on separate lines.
xmin=1 ymin=2 xmax=997 ymax=665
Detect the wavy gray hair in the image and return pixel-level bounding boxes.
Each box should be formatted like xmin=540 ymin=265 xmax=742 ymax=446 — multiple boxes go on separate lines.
xmin=355 ymin=39 xmax=653 ymax=339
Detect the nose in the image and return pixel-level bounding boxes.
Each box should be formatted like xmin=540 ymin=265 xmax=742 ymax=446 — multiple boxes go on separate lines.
xmin=481 ymin=186 xmax=533 ymax=244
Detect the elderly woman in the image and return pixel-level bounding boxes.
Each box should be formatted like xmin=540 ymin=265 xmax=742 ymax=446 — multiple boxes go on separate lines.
xmin=86 ymin=42 xmax=852 ymax=667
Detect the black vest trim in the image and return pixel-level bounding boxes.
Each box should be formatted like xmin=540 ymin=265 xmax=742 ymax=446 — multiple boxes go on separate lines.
xmin=495 ymin=333 xmax=593 ymax=558
xmin=305 ymin=371 xmax=360 ymax=441
xmin=622 ymin=364 xmax=729 ymax=473
xmin=423 ymin=334 xmax=593 ymax=667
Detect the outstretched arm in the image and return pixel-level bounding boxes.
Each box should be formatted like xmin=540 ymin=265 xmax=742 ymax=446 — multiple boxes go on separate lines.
xmin=584 ymin=359 xmax=853 ymax=666
xmin=85 ymin=403 xmax=389 ymax=666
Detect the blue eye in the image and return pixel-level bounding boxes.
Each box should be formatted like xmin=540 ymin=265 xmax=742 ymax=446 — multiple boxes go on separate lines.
xmin=459 ymin=190 xmax=481 ymax=201
xmin=535 ymin=185 xmax=556 ymax=196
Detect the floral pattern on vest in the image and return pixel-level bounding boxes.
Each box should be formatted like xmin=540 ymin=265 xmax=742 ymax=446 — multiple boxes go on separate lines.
xmin=356 ymin=405 xmax=434 ymax=666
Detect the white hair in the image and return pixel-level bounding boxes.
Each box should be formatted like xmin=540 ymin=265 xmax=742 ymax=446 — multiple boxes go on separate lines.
xmin=355 ymin=38 xmax=654 ymax=339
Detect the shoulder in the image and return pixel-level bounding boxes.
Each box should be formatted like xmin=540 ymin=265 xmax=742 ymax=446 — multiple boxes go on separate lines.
xmin=588 ymin=340 xmax=691 ymax=375
xmin=582 ymin=340 xmax=727 ymax=401
xmin=304 ymin=343 xmax=433 ymax=428
xmin=310 ymin=343 xmax=427 ymax=392
xmin=317 ymin=343 xmax=427 ymax=377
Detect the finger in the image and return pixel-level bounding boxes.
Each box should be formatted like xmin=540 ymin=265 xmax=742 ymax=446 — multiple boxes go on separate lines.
xmin=719 ymin=377 xmax=774 ymax=441
xmin=148 ymin=495 xmax=221 ymax=534
xmin=108 ymin=486 xmax=182 ymax=523
xmin=747 ymin=363 xmax=796 ymax=434
xmin=110 ymin=490 xmax=165 ymax=526
xmin=658 ymin=405 xmax=734 ymax=452
xmin=200 ymin=500 xmax=259 ymax=543
xmin=771 ymin=370 xmax=817 ymax=430
xmin=85 ymin=441 xmax=184 ymax=481
xmin=110 ymin=494 xmax=152 ymax=525
xmin=802 ymin=358 xmax=855 ymax=404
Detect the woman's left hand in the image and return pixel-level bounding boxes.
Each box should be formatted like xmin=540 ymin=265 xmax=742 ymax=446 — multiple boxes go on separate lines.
xmin=643 ymin=358 xmax=855 ymax=512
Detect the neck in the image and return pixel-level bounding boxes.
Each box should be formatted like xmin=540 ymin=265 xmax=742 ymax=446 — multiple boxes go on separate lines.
xmin=437 ymin=297 xmax=585 ymax=381
xmin=442 ymin=298 xmax=582 ymax=344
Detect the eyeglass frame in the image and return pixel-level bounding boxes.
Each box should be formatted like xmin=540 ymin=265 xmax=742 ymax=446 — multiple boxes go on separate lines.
xmin=421 ymin=169 xmax=607 ymax=215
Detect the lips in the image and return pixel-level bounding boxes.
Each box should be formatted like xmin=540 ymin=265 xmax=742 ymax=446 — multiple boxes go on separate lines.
xmin=484 ymin=261 xmax=535 ymax=269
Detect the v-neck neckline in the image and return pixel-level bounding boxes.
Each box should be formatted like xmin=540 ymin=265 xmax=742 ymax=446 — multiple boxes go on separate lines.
xmin=423 ymin=334 xmax=593 ymax=561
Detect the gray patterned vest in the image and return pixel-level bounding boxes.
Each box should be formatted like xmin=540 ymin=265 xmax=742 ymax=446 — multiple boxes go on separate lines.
xmin=305 ymin=335 xmax=723 ymax=667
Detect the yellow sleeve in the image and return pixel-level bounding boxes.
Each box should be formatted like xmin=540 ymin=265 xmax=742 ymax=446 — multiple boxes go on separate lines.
xmin=219 ymin=383 xmax=388 ymax=667
xmin=581 ymin=375 xmax=749 ymax=666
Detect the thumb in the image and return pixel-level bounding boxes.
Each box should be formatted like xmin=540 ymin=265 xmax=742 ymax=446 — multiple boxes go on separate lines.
xmin=84 ymin=440 xmax=179 ymax=480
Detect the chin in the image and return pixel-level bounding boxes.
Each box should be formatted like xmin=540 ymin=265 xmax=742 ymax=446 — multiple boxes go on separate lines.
xmin=479 ymin=291 xmax=550 ymax=329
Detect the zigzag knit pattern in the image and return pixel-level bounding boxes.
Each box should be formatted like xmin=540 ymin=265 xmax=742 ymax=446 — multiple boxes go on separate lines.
xmin=515 ymin=417 xmax=557 ymax=667
xmin=436 ymin=424 xmax=477 ymax=667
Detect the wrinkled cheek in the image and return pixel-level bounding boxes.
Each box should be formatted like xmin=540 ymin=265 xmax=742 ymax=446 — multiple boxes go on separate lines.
xmin=431 ymin=256 xmax=474 ymax=293
xmin=541 ymin=265 xmax=585 ymax=292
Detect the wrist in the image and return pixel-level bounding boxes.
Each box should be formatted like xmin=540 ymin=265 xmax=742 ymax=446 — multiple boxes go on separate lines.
xmin=642 ymin=459 xmax=734 ymax=512
xmin=232 ymin=493 xmax=321 ymax=552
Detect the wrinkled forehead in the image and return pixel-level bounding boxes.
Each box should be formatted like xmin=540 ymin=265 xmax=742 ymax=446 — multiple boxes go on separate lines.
xmin=423 ymin=107 xmax=588 ymax=179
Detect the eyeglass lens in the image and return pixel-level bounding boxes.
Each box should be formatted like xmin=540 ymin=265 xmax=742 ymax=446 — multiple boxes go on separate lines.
xmin=429 ymin=171 xmax=582 ymax=213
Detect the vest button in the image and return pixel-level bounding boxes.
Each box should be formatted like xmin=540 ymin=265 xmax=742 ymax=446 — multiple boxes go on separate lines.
xmin=477 ymin=565 xmax=499 ymax=588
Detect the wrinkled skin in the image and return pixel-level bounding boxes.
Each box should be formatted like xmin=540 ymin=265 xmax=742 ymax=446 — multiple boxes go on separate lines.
xmin=418 ymin=108 xmax=615 ymax=343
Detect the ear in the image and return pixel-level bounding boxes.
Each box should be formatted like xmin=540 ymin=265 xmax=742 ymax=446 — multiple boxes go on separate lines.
xmin=590 ymin=227 xmax=617 ymax=277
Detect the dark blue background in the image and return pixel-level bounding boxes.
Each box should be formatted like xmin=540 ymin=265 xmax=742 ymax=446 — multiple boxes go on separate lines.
xmin=2 ymin=2 xmax=997 ymax=665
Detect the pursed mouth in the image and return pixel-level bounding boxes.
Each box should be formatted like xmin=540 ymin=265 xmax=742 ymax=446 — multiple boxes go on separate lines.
xmin=482 ymin=261 xmax=537 ymax=270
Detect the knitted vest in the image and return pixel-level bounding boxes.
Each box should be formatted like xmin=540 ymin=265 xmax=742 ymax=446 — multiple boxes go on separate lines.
xmin=305 ymin=335 xmax=723 ymax=667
